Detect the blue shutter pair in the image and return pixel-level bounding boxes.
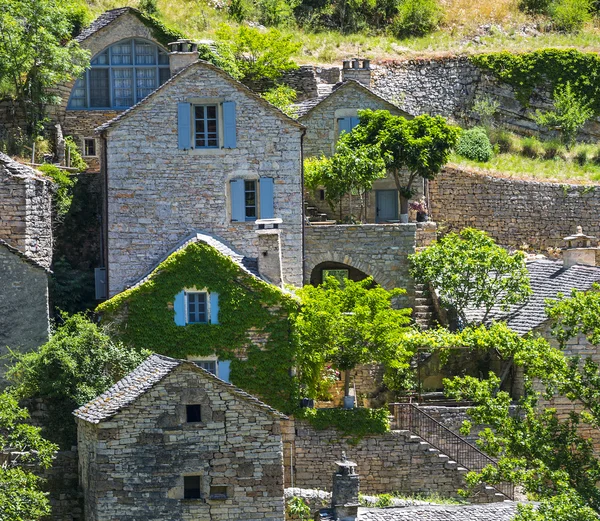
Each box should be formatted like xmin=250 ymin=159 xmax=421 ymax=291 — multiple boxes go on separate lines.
xmin=177 ymin=101 xmax=237 ymax=150
xmin=338 ymin=116 xmax=360 ymax=135
xmin=174 ymin=291 xmax=220 ymax=325
xmin=230 ymin=178 xmax=274 ymax=221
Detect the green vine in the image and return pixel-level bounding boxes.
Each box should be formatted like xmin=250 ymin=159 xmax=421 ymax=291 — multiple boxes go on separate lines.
xmin=470 ymin=49 xmax=600 ymax=114
xmin=296 ymin=407 xmax=390 ymax=444
xmin=133 ymin=10 xmax=186 ymax=48
xmin=97 ymin=242 xmax=300 ymax=413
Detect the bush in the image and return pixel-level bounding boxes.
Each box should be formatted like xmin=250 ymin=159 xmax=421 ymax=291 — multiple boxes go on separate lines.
xmin=551 ymin=0 xmax=592 ymax=33
xmin=64 ymin=136 xmax=87 ymax=172
xmin=521 ymin=136 xmax=545 ymax=158
xmin=139 ymin=0 xmax=159 ymax=15
xmin=455 ymin=127 xmax=493 ymax=162
xmin=591 ymin=146 xmax=600 ymax=165
xmin=257 ymin=0 xmax=297 ymax=27
xmin=261 ymin=84 xmax=298 ymax=117
xmin=542 ymin=138 xmax=567 ymax=160
xmin=489 ymin=129 xmax=521 ymax=154
xmin=38 ymin=164 xmax=76 ymax=218
xmin=518 ymin=0 xmax=552 ymax=14
xmin=390 ymin=0 xmax=442 ymax=39
xmin=575 ymin=148 xmax=589 ymax=166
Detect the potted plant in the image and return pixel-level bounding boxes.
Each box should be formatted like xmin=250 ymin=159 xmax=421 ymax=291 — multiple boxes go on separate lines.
xmin=409 ymin=198 xmax=428 ymax=222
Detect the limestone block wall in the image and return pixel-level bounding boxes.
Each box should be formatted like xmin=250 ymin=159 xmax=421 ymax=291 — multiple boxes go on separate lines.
xmin=429 ymin=166 xmax=600 ymax=250
xmin=104 ymin=62 xmax=303 ymax=295
xmin=77 ymin=366 xmax=284 ymax=521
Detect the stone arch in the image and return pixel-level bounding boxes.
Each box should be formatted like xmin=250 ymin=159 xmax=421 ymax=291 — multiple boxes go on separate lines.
xmin=310 ymin=261 xmax=372 ymax=287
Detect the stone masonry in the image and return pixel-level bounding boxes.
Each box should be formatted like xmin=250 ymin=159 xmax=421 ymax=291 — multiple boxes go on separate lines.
xmin=75 ymin=355 xmax=286 ymax=521
xmin=101 ymin=60 xmax=304 ymax=295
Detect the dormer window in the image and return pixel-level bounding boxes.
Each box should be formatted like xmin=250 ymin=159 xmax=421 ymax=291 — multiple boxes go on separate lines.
xmin=173 ymin=289 xmax=219 ymax=326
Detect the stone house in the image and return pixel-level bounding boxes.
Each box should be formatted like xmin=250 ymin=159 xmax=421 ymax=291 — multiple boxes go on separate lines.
xmin=96 ymin=53 xmax=304 ymax=297
xmin=74 ymin=353 xmax=287 ymax=521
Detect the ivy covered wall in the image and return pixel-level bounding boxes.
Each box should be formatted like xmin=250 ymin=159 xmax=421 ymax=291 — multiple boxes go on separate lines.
xmin=97 ymin=241 xmax=300 ymax=413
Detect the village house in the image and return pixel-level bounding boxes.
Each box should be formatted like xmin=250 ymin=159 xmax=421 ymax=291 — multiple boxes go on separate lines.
xmin=74 ymin=353 xmax=287 ymax=521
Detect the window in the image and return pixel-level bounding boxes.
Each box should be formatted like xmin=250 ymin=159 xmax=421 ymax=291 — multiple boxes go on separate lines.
xmin=67 ymin=39 xmax=170 ymax=110
xmin=194 ymin=105 xmax=219 ymax=148
xmin=83 ymin=138 xmax=97 ymax=157
xmin=184 ymin=476 xmax=202 ymax=499
xmin=186 ymin=404 xmax=202 ymax=423
xmin=209 ymin=486 xmax=228 ymax=500
xmin=230 ymin=178 xmax=274 ymax=222
xmin=196 ymin=360 xmax=217 ymax=375
xmin=337 ymin=116 xmax=360 ymax=138
xmin=178 ymin=101 xmax=236 ymax=150
xmin=191 ymin=359 xmax=231 ymax=383
xmin=244 ymin=180 xmax=257 ymax=220
xmin=187 ymin=292 xmax=207 ymax=324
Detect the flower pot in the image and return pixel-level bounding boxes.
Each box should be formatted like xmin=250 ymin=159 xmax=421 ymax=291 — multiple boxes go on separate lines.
xmin=416 ymin=212 xmax=429 ymax=222
xmin=399 ymin=213 xmax=409 ymax=224
xmin=343 ymin=395 xmax=355 ymax=409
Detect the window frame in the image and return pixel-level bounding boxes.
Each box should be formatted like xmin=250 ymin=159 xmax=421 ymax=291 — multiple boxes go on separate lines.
xmin=83 ymin=137 xmax=97 ymax=158
xmin=185 ymin=291 xmax=209 ymax=325
xmin=243 ymin=179 xmax=258 ymax=221
xmin=193 ymin=104 xmax=220 ymax=149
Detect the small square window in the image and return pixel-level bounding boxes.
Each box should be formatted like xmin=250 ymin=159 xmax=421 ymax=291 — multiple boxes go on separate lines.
xmin=83 ymin=138 xmax=96 ymax=157
xmin=186 ymin=404 xmax=201 ymax=423
xmin=209 ymin=485 xmax=228 ymax=500
xmin=187 ymin=292 xmax=207 ymax=324
xmin=184 ymin=475 xmax=202 ymax=499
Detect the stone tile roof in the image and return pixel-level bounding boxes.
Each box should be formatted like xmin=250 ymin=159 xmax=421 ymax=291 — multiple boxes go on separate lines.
xmin=0 ymin=153 xmax=50 ymax=183
xmin=125 ymin=232 xmax=263 ymax=292
xmin=96 ymin=60 xmax=305 ymax=134
xmin=74 ymin=7 xmax=133 ymax=42
xmin=0 ymin=239 xmax=51 ymax=273
xmin=293 ymin=80 xmax=412 ymax=119
xmin=464 ymin=259 xmax=600 ymax=335
xmin=73 ymin=353 xmax=288 ymax=424
xmin=358 ymin=502 xmax=523 ymax=521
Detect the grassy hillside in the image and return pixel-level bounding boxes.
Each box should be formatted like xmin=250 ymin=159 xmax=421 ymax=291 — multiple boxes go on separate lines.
xmin=85 ymin=0 xmax=600 ymax=64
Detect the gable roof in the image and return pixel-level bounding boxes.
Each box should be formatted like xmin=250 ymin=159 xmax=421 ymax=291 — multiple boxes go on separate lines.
xmin=75 ymin=7 xmax=132 ymax=42
xmin=464 ymin=259 xmax=600 ymax=335
xmin=0 ymin=239 xmax=51 ymax=274
xmin=96 ymin=59 xmax=305 ymax=134
xmin=293 ymin=79 xmax=412 ymax=119
xmin=73 ymin=353 xmax=287 ymax=424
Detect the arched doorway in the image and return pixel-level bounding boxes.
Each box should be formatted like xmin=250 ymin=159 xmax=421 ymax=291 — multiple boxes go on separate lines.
xmin=310 ymin=261 xmax=373 ymax=287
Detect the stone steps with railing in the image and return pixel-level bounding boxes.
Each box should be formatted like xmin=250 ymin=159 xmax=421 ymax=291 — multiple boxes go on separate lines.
xmin=412 ymin=283 xmax=436 ymax=330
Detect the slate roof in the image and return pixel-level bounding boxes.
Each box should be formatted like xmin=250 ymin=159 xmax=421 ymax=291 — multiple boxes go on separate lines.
xmin=73 ymin=353 xmax=287 ymax=424
xmin=293 ymin=80 xmax=412 ymax=119
xmin=0 ymin=153 xmax=50 ymax=183
xmin=74 ymin=7 xmax=140 ymax=42
xmin=0 ymin=239 xmax=51 ymax=273
xmin=358 ymin=502 xmax=523 ymax=521
xmin=125 ymin=232 xmax=263 ymax=292
xmin=464 ymin=259 xmax=600 ymax=335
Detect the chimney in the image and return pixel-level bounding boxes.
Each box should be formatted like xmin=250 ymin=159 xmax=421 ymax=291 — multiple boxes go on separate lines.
xmin=342 ymin=58 xmax=371 ymax=87
xmin=168 ymin=39 xmax=199 ymax=76
xmin=563 ymin=226 xmax=598 ymax=268
xmin=255 ymin=218 xmax=283 ymax=287
xmin=331 ymin=453 xmax=359 ymax=521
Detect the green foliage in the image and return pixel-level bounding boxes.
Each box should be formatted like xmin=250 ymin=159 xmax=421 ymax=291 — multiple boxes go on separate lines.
xmin=455 ymin=127 xmax=493 ymax=162
xmin=287 ymin=496 xmax=311 ymax=521
xmin=409 ymin=228 xmax=532 ymax=326
xmin=533 ymin=83 xmax=594 ymax=149
xmin=374 ymin=493 xmax=394 ymax=507
xmin=0 ymin=393 xmax=57 ymax=521
xmin=518 ymin=0 xmax=552 ymax=14
xmin=133 ymin=10 xmax=186 ymax=48
xmin=520 ymin=136 xmax=545 ymax=158
xmin=261 ymin=84 xmax=298 ymax=117
xmin=470 ymin=49 xmax=600 ymax=117
xmin=472 ymin=94 xmax=499 ymax=131
xmin=7 ymin=313 xmax=149 ymax=448
xmin=551 ymin=0 xmax=592 ymax=33
xmin=63 ymin=0 xmax=92 ymax=37
xmin=38 ymin=164 xmax=76 ymax=218
xmin=197 ymin=42 xmax=242 ymax=80
xmin=515 ymin=491 xmax=598 ymax=521
xmin=390 ymin=0 xmax=443 ymax=39
xmin=293 ymin=277 xmax=412 ymax=399
xmin=64 ymin=136 xmax=87 ymax=172
xmin=0 ymin=0 xmax=90 ymax=135
xmin=97 ymin=242 xmax=300 ymax=414
xmin=48 ymin=257 xmax=96 ymax=316
xmin=257 ymin=0 xmax=299 ymax=27
xmin=489 ymin=128 xmax=521 ymax=154
xmin=139 ymin=0 xmax=160 ymax=16
xmin=216 ymin=25 xmax=300 ymax=81
xmin=297 ymin=406 xmax=390 ymax=443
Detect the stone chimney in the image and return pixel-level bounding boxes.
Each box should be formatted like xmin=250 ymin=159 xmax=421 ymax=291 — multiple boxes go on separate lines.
xmin=563 ymin=226 xmax=598 ymax=268
xmin=331 ymin=453 xmax=359 ymax=521
xmin=342 ymin=59 xmax=371 ymax=87
xmin=168 ymin=39 xmax=199 ymax=76
xmin=255 ymin=218 xmax=283 ymax=287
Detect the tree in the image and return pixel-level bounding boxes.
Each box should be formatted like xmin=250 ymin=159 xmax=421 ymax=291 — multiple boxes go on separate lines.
xmin=409 ymin=228 xmax=532 ymax=327
xmin=293 ymin=277 xmax=413 ymax=401
xmin=7 ymin=313 xmax=149 ymax=448
xmin=261 ymin=84 xmax=298 ymax=117
xmin=0 ymin=0 xmax=90 ymax=135
xmin=345 ymin=110 xmax=461 ymax=217
xmin=0 ymin=392 xmax=57 ymax=521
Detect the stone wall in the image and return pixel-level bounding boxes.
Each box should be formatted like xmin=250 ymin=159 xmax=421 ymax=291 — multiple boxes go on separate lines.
xmin=104 ymin=61 xmax=304 ymax=295
xmin=430 ymin=166 xmax=600 ymax=250
xmin=77 ymin=364 xmax=285 ymax=521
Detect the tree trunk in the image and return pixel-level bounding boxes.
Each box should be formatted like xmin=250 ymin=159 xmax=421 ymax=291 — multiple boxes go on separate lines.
xmin=400 ymin=195 xmax=409 ymax=215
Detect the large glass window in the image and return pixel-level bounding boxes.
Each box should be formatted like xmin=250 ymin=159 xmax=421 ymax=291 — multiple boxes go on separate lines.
xmin=68 ymin=39 xmax=170 ymax=110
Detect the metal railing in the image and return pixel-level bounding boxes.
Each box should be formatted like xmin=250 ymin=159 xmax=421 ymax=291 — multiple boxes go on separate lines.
xmin=390 ymin=402 xmax=514 ymax=500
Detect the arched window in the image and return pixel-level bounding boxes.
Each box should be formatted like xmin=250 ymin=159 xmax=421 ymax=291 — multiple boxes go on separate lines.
xmin=68 ymin=39 xmax=170 ymax=110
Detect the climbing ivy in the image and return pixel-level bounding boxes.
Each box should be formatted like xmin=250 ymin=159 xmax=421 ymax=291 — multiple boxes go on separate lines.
xmin=97 ymin=242 xmax=300 ymax=413
xmin=133 ymin=10 xmax=185 ymax=48
xmin=470 ymin=49 xmax=600 ymax=114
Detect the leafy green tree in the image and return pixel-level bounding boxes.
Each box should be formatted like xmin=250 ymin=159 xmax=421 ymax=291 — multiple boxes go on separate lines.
xmin=534 ymin=83 xmax=593 ymax=149
xmin=0 ymin=0 xmax=90 ymax=135
xmin=198 ymin=42 xmax=243 ymax=80
xmin=215 ymin=25 xmax=300 ymax=82
xmin=8 ymin=313 xmax=149 ymax=448
xmin=261 ymin=84 xmax=298 ymax=117
xmin=293 ymin=277 xmax=412 ymax=400
xmin=409 ymin=228 xmax=531 ymax=327
xmin=0 ymin=392 xmax=57 ymax=521
xmin=390 ymin=0 xmax=443 ymax=39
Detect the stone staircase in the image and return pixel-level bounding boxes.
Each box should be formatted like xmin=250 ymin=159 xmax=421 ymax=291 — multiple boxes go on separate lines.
xmin=412 ymin=283 xmax=436 ymax=329
xmin=305 ymin=204 xmax=332 ymax=223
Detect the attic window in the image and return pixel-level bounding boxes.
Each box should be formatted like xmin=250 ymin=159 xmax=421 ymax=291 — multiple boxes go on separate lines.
xmin=209 ymin=485 xmax=228 ymax=500
xmin=186 ymin=404 xmax=202 ymax=423
xmin=184 ymin=475 xmax=202 ymax=499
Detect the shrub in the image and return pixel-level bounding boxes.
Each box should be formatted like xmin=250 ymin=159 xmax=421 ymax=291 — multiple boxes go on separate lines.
xmin=38 ymin=164 xmax=77 ymax=218
xmin=455 ymin=127 xmax=493 ymax=162
xmin=489 ymin=129 xmax=521 ymax=154
xmin=139 ymin=0 xmax=159 ymax=15
xmin=591 ymin=146 xmax=600 ymax=165
xmin=390 ymin=0 xmax=443 ymax=39
xmin=261 ymin=84 xmax=298 ymax=117
xmin=551 ymin=0 xmax=592 ymax=33
xmin=518 ymin=0 xmax=552 ymax=14
xmin=64 ymin=136 xmax=87 ymax=172
xmin=575 ymin=148 xmax=589 ymax=166
xmin=257 ymin=0 xmax=298 ymax=27
xmin=542 ymin=138 xmax=567 ymax=160
xmin=521 ymin=136 xmax=545 ymax=158
xmin=472 ymin=94 xmax=499 ymax=130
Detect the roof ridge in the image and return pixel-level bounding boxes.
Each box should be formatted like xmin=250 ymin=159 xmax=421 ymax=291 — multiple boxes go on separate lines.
xmin=0 ymin=239 xmax=51 ymax=273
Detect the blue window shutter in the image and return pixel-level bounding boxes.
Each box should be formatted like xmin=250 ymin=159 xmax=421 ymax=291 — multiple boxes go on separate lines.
xmin=259 ymin=177 xmax=274 ymax=219
xmin=338 ymin=117 xmax=352 ymax=135
xmin=218 ymin=360 xmax=231 ymax=383
xmin=350 ymin=116 xmax=360 ymax=129
xmin=174 ymin=291 xmax=186 ymax=326
xmin=177 ymin=103 xmax=191 ymax=150
xmin=222 ymin=101 xmax=237 ymax=148
xmin=230 ymin=179 xmax=245 ymax=222
xmin=210 ymin=292 xmax=219 ymax=324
